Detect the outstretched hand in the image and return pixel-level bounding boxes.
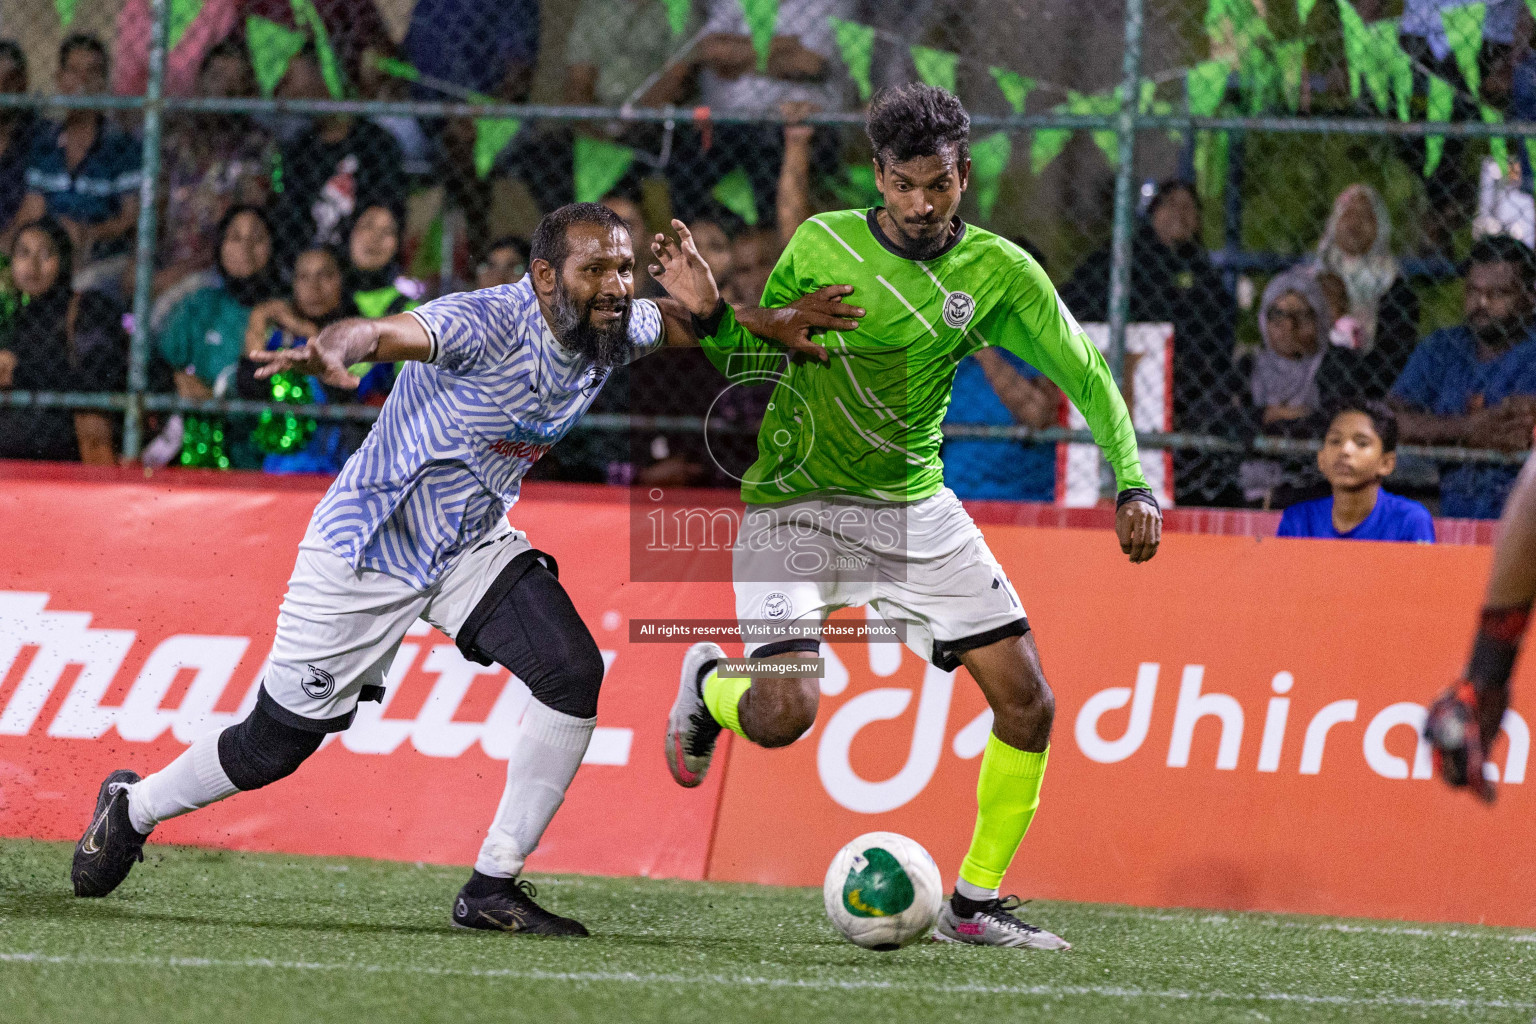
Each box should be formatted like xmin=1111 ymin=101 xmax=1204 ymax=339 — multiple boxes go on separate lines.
xmin=650 ymin=219 xmax=721 ymax=319
xmin=249 ymin=320 xmax=377 ymax=391
xmin=735 ymin=285 xmax=865 ymax=364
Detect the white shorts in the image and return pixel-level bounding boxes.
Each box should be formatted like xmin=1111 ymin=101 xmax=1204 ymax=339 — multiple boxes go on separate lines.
xmin=732 ymin=488 xmax=1027 ymax=671
xmin=261 ymin=518 xmax=540 ymax=730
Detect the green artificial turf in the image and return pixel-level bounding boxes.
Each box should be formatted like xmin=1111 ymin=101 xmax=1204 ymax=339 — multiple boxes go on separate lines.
xmin=1 ymin=838 xmax=1531 ymax=1023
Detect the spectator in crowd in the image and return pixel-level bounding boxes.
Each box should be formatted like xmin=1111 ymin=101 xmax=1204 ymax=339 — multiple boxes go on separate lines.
xmin=0 ymin=42 xmax=38 ymax=237
xmin=1060 ymin=179 xmax=1237 ymax=503
xmin=1390 ymin=235 xmax=1536 ymax=519
xmin=1398 ymin=0 xmax=1521 ymax=254
xmin=112 ymin=0 xmax=240 ymax=98
xmin=1239 ymin=268 xmax=1343 ymax=506
xmin=160 ymin=206 xmax=281 ymax=402
xmin=1306 ymin=183 xmax=1420 ymax=395
xmin=355 ymin=41 xmax=433 ymax=179
xmin=245 ymin=0 xmax=392 ymax=90
xmin=565 ymin=0 xmax=701 ymax=110
xmin=6 ymin=36 xmax=142 ymax=293
xmin=474 ymin=236 xmax=529 ymax=290
xmin=943 ymin=347 xmax=1060 ymax=502
xmin=1278 ymin=401 xmax=1436 ymax=542
xmin=157 ymin=40 xmax=272 ymax=297
xmin=602 ymin=193 xmax=664 ymax=298
xmin=242 ymin=244 xmax=366 ymax=473
xmin=269 ymin=47 xmax=406 ymax=263
xmin=0 ymin=218 xmax=126 ymax=463
xmin=668 ymin=0 xmax=851 ymax=222
xmin=344 ymin=204 xmax=424 ymax=319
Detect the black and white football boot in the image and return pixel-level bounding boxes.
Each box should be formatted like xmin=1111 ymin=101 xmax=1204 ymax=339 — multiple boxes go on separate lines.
xmin=934 ymin=893 xmax=1071 ymax=950
xmin=450 ymin=875 xmax=589 ymax=936
xmin=71 ymin=769 xmax=149 ymax=897
xmin=665 ymin=641 xmax=726 ymax=788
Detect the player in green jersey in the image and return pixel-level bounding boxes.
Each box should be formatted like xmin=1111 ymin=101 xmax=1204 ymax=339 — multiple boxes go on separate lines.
xmin=648 ymin=84 xmax=1162 ymax=950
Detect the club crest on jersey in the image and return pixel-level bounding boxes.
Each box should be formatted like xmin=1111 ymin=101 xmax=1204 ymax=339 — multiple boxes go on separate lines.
xmin=762 ymin=592 xmax=792 ymax=620
xmin=942 ymin=291 xmax=975 ymax=330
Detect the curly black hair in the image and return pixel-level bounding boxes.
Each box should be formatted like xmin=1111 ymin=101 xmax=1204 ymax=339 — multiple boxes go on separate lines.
xmin=865 ymin=83 xmax=970 ymax=168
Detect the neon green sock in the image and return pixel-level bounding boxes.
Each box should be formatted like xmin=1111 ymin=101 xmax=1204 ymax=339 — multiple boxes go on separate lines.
xmin=958 ymin=736 xmax=1049 ymax=892
xmin=701 ymin=668 xmax=752 ymax=738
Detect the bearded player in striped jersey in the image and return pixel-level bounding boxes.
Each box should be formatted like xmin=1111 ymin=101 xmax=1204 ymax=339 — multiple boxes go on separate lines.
xmin=653 ymin=84 xmax=1163 ymax=951
xmin=70 ymin=202 xmax=860 ymax=934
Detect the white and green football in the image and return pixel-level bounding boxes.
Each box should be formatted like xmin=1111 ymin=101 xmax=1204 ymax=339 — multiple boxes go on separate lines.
xmin=822 ymin=831 xmax=943 ymax=950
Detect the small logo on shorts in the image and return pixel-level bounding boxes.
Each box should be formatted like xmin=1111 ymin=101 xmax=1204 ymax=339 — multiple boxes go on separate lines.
xmin=301 ymin=665 xmax=336 ymax=700
xmin=942 ymin=291 xmax=975 ymax=330
xmin=762 ymin=592 xmax=792 ymax=621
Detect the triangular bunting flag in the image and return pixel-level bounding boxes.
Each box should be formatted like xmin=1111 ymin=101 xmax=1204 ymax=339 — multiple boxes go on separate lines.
xmin=475 ymin=118 xmax=521 ymax=180
xmin=246 ymin=16 xmax=309 ymax=98
xmin=1275 ymin=39 xmax=1306 ymax=112
xmin=828 ymin=18 xmax=874 ymax=102
xmin=1441 ymin=2 xmax=1486 ymax=98
xmin=1072 ymin=90 xmax=1121 ymax=167
xmin=712 ymin=167 xmax=759 ymax=225
xmin=969 ymin=131 xmax=1011 ymax=219
xmin=574 ymin=136 xmax=636 ymax=204
xmin=1187 ymin=60 xmax=1230 ymax=116
xmin=1298 ymin=0 xmax=1318 ymax=24
xmin=1425 ymin=74 xmax=1455 ymax=175
xmin=1358 ymin=18 xmax=1402 ymax=116
xmin=1483 ymin=104 xmax=1508 ymax=176
xmin=990 ymin=67 xmax=1034 ymax=115
xmin=1240 ymin=46 xmax=1278 ymax=115
xmin=737 ymin=0 xmax=778 ymax=73
xmin=290 ymin=0 xmax=346 ymax=98
xmin=54 ymin=0 xmax=76 ymax=28
xmin=911 ymin=46 xmax=958 ymax=93
xmin=1031 ymin=118 xmax=1071 ymax=176
xmin=663 ymin=0 xmax=691 ymax=39
xmin=169 ymin=0 xmax=204 ymax=51
xmin=374 ymin=55 xmax=421 ymax=83
xmin=1337 ymin=0 xmax=1368 ymax=101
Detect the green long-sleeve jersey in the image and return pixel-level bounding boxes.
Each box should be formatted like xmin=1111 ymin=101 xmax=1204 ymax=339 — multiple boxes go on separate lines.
xmin=700 ymin=208 xmax=1146 ymax=505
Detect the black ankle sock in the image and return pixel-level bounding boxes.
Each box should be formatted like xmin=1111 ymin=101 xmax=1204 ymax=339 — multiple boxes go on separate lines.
xmin=696 ymin=658 xmax=719 ymax=697
xmin=463 ymin=870 xmax=513 ymax=898
xmin=951 ymin=892 xmax=992 ymax=917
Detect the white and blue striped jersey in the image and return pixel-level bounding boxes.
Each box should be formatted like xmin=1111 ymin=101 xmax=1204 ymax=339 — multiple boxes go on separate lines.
xmin=311 ymin=277 xmax=664 ymax=589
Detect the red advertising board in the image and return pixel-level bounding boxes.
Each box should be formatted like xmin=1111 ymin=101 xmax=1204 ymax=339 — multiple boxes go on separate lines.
xmin=0 ymin=465 xmax=1528 ymax=926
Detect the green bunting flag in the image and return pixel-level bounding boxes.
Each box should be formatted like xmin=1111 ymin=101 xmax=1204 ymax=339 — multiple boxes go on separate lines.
xmin=737 ymin=0 xmax=778 ymax=72
xmin=1187 ymin=60 xmax=1230 ymax=116
xmin=712 ymin=167 xmax=759 ymax=225
xmin=990 ymin=67 xmax=1034 ymax=115
xmin=247 ymin=16 xmax=309 ymax=98
xmin=290 ymin=0 xmax=346 ymax=98
xmin=828 ymin=18 xmax=874 ymax=102
xmin=54 ymin=0 xmax=75 ymax=28
xmin=1206 ymin=0 xmax=1271 ymax=50
xmin=910 ymin=46 xmax=958 ymax=93
xmin=374 ymin=56 xmax=420 ymax=83
xmin=574 ymin=136 xmax=636 ymax=204
xmin=1441 ymin=2 xmax=1486 ymax=99
xmin=1337 ymin=0 xmax=1368 ymax=101
xmin=1240 ymin=46 xmax=1278 ymax=115
xmin=1071 ymin=90 xmax=1120 ymax=167
xmin=969 ymin=131 xmax=1011 ymax=219
xmin=663 ymin=0 xmax=691 ymax=39
xmin=1275 ymin=39 xmax=1306 ymax=112
xmin=827 ymin=163 xmax=881 ymax=208
xmin=169 ymin=0 xmax=204 ymax=51
xmin=1357 ymin=18 xmax=1401 ymax=116
xmin=474 ymin=119 xmax=520 ymax=180
xmin=1424 ymin=74 xmax=1455 ymax=175
xmin=1483 ymin=104 xmax=1508 ymax=175
xmin=1385 ymin=24 xmax=1415 ymax=121
xmin=1031 ymin=114 xmax=1070 ymax=176
xmin=1298 ymin=0 xmax=1318 ymax=24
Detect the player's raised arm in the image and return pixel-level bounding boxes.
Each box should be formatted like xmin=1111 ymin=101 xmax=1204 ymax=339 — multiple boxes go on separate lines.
xmin=249 ymin=313 xmax=431 ymax=391
xmin=648 ymin=218 xmax=862 ymax=361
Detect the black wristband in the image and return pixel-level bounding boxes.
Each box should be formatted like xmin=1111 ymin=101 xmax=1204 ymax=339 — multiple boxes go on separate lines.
xmin=1116 ymin=487 xmax=1160 ymax=513
xmin=691 ymin=298 xmax=728 ymax=338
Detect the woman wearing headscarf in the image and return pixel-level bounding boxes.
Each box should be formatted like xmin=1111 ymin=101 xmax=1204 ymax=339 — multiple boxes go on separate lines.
xmin=1307 ymin=184 xmax=1421 ymax=395
xmin=1239 ymin=268 xmax=1352 ymax=507
xmin=342 ymin=203 xmax=424 ymax=320
xmin=0 ymin=217 xmax=126 ymax=463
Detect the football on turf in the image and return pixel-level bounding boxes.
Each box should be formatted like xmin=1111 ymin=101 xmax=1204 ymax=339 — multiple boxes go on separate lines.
xmin=823 ymin=832 xmax=943 ymax=950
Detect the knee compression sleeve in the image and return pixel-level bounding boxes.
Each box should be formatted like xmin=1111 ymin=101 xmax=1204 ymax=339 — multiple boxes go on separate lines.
xmin=218 ymin=701 xmax=325 ymax=792
xmin=457 ymin=556 xmax=605 ymax=719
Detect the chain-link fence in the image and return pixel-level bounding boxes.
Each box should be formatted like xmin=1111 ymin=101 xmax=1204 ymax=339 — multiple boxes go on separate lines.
xmin=0 ymin=0 xmax=1531 ymax=516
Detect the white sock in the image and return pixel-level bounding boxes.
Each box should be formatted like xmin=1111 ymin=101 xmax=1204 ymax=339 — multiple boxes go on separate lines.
xmin=954 ymin=877 xmax=999 ymax=903
xmin=474 ymin=700 xmax=595 ymax=878
xmin=126 ymin=729 xmax=239 ymax=835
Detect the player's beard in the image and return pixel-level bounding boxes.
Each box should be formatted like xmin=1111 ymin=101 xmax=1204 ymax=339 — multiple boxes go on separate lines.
xmin=551 ymin=281 xmax=633 ymax=367
xmin=890 ymin=218 xmax=952 ymax=261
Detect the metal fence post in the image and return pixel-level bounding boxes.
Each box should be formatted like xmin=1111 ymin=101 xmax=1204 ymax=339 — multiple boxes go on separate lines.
xmin=123 ymin=0 xmax=170 ymax=459
xmin=1106 ymin=0 xmax=1146 ymax=392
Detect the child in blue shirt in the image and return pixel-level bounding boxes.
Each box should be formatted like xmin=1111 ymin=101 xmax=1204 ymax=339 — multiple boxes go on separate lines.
xmin=1278 ymin=401 xmax=1436 ymax=542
